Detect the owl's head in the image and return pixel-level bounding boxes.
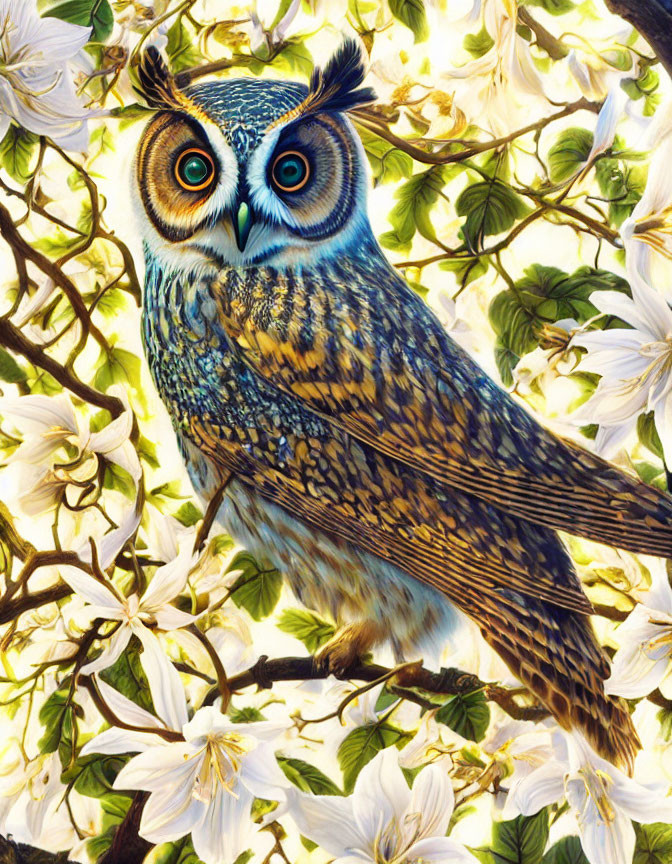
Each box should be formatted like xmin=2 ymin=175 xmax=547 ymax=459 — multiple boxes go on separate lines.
xmin=134 ymin=40 xmax=376 ymax=271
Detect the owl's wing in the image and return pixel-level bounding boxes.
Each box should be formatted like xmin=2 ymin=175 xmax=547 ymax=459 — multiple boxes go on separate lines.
xmin=211 ymin=263 xmax=672 ymax=558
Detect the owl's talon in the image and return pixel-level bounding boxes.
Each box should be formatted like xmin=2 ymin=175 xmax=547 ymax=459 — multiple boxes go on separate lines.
xmin=315 ymin=621 xmax=382 ymax=677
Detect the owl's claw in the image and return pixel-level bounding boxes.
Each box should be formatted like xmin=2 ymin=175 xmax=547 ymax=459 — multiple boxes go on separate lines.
xmin=315 ymin=621 xmax=382 ymax=677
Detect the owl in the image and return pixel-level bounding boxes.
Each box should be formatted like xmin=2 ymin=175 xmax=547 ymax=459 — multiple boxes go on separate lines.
xmin=133 ymin=41 xmax=672 ymax=772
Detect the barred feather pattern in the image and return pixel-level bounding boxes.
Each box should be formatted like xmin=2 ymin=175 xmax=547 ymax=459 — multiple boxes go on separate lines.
xmin=267 ymin=37 xmax=376 ymax=130
xmin=141 ymin=245 xmax=643 ymax=771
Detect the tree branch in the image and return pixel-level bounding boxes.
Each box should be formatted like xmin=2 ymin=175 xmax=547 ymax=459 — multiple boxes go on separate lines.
xmin=0 ymin=316 xmax=124 ymax=417
xmin=518 ymin=7 xmax=569 ymax=61
xmin=218 ymin=655 xmax=550 ymax=722
xmin=604 ymin=0 xmax=672 ymax=79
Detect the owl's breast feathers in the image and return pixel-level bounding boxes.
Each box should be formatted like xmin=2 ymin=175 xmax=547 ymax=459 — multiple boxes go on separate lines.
xmin=142 ymin=249 xmax=661 ymax=769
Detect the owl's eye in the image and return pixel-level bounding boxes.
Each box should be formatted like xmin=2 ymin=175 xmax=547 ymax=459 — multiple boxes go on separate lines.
xmin=271 ymin=150 xmax=310 ymax=192
xmin=175 ymin=148 xmax=215 ymax=192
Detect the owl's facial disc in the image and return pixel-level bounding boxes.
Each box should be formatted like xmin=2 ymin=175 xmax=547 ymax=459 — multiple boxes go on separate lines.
xmin=136 ymin=111 xmax=238 ymax=245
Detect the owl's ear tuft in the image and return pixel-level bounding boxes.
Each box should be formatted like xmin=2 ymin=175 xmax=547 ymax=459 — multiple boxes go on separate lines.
xmin=135 ymin=47 xmax=188 ymax=111
xmin=307 ymin=38 xmax=377 ymax=114
xmin=135 ymin=47 xmax=217 ymax=127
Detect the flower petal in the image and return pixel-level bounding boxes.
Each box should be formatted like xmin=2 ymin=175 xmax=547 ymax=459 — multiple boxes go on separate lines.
xmin=405 ymin=836 xmax=477 ymax=863
xmin=95 ymin=678 xmax=165 ymax=729
xmin=80 ymin=625 xmax=131 ymax=677
xmin=140 ymin=544 xmax=195 ymax=613
xmin=58 ymin=565 xmax=119 ymax=609
xmin=353 ymin=748 xmax=410 ymax=846
xmin=239 ymin=745 xmax=289 ymax=801
xmin=113 ymin=742 xmax=199 ymax=793
xmin=80 ymin=727 xmax=166 ymax=757
xmin=191 ymin=784 xmax=255 ymax=864
xmin=139 ymin=784 xmax=204 ymax=844
xmin=406 ymin=763 xmax=454 ymax=840
xmin=285 ymin=788 xmax=366 ymax=858
xmin=510 ymin=761 xmax=566 ymax=815
xmin=135 ymin=627 xmax=189 ymax=730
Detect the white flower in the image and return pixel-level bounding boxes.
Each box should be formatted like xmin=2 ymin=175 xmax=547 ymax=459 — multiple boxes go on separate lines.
xmin=621 ymin=111 xmax=672 ymax=287
xmin=1 ymin=391 xmax=141 ymax=515
xmin=507 ymin=732 xmax=672 ymax=864
xmin=443 ymin=0 xmax=546 ymax=135
xmin=287 ymin=747 xmax=475 ymax=863
xmin=84 ymin=691 xmax=289 ymax=864
xmin=60 ymin=540 xmax=196 ymax=729
xmin=0 ymin=0 xmax=92 ymax=149
xmin=570 ymin=275 xmax=672 ymax=462
xmin=605 ymin=560 xmax=672 ymax=699
xmin=0 ymin=744 xmax=63 ymax=842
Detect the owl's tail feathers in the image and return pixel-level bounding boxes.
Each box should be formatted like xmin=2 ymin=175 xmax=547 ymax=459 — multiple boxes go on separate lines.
xmin=478 ymin=589 xmax=640 ymax=773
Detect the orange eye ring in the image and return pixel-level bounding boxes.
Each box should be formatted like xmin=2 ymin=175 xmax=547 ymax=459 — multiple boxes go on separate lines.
xmin=175 ymin=147 xmax=216 ymax=192
xmin=271 ymin=150 xmax=311 ymax=192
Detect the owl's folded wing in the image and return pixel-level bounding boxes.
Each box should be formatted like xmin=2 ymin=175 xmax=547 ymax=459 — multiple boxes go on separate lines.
xmin=211 ymin=265 xmax=672 ymax=559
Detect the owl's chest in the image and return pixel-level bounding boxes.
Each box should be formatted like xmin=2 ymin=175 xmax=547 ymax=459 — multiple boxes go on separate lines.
xmin=141 ymin=262 xmax=332 ymax=475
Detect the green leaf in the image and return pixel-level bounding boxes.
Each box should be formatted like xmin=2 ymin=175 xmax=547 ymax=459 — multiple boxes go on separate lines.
xmin=44 ymin=0 xmax=114 ymax=43
xmin=548 ymin=127 xmax=593 ymax=182
xmin=99 ymin=637 xmax=154 ymax=712
xmin=490 ymin=811 xmax=550 ymax=864
xmin=543 ymin=835 xmax=589 ymax=864
xmin=380 ymin=165 xmax=450 ymax=253
xmin=228 ymin=551 xmax=283 ymax=620
xmin=638 ymin=411 xmax=663 ymax=460
xmin=464 ymin=25 xmax=494 ymax=58
xmin=33 ymin=228 xmax=81 ymax=257
xmin=110 ymin=103 xmax=155 ymax=130
xmin=276 ymin=608 xmax=336 ymax=652
xmin=358 ymin=126 xmax=414 ymax=185
xmin=64 ymin=753 xmax=130 ymax=797
xmin=337 ymin=721 xmax=410 ymax=793
xmin=595 ymin=159 xmax=646 ymax=227
xmin=166 ymin=18 xmax=204 ymax=73
xmin=228 ymin=706 xmax=266 ymax=723
xmin=94 ymin=345 xmax=141 ymax=392
xmin=277 ymin=756 xmax=343 ymax=795
xmin=634 ymin=823 xmax=672 ymax=864
xmin=456 ymin=180 xmax=530 ymax=250
xmin=0 ymin=348 xmax=27 ymax=383
xmin=658 ymin=707 xmax=672 ymax=741
xmin=38 ymin=687 xmax=80 ymax=754
xmin=174 ymin=500 xmax=204 ymax=527
xmin=271 ymin=39 xmax=314 ymax=78
xmin=389 ymin=0 xmax=429 ymax=42
xmin=152 ymin=836 xmax=205 ymax=864
xmin=0 ymin=126 xmax=39 ymax=185
xmin=440 ymin=256 xmax=489 ymax=290
xmin=523 ymin=0 xmax=575 ymax=14
xmin=489 ymin=290 xmax=538 ymax=387
xmin=488 ymin=264 xmax=630 ymax=385
xmin=436 ymin=690 xmax=490 ymax=742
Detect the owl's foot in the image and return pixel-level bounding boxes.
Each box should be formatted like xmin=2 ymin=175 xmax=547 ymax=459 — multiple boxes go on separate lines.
xmin=315 ymin=620 xmax=383 ymax=676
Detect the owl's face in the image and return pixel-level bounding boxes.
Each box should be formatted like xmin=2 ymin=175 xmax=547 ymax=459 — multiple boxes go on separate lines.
xmin=135 ymin=44 xmax=375 ymax=272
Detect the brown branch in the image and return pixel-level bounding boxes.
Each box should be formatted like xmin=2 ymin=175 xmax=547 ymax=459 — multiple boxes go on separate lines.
xmin=604 ymin=0 xmax=672 ymax=80
xmin=0 ymin=834 xmax=78 ymax=863
xmin=0 ymin=502 xmax=35 ymax=560
xmin=97 ymin=792 xmax=152 ymax=864
xmin=79 ymin=676 xmax=183 ymax=742
xmin=0 ymin=315 xmax=124 ymax=416
xmin=219 ymin=655 xmax=550 ymax=722
xmin=0 ymin=583 xmax=72 ymax=625
xmin=351 ymin=98 xmax=601 ymax=166
xmin=518 ymin=7 xmax=569 ymax=61
xmin=0 ymin=201 xmax=109 ymax=352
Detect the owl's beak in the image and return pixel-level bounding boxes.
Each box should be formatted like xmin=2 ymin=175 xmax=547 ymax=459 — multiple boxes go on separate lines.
xmin=234 ymin=201 xmax=253 ymax=252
